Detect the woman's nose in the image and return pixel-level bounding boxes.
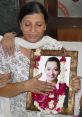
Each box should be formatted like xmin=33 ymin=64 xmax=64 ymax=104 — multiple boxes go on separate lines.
xmin=30 ymin=26 xmax=36 ymax=32
xmin=50 ymin=70 xmax=54 ymax=75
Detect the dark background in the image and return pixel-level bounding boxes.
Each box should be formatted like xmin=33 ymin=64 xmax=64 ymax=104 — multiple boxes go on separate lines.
xmin=0 ymin=0 xmax=19 ymax=35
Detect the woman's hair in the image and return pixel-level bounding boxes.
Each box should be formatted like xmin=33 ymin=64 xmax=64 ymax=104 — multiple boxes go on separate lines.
xmin=45 ymin=57 xmax=60 ymax=73
xmin=18 ymin=1 xmax=48 ymax=24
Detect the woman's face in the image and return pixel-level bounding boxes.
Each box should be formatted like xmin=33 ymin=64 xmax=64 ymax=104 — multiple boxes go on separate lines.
xmin=45 ymin=61 xmax=59 ymax=83
xmin=20 ymin=13 xmax=46 ymax=43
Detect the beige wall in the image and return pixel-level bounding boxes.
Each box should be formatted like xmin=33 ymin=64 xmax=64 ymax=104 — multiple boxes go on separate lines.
xmin=62 ymin=41 xmax=82 ymax=76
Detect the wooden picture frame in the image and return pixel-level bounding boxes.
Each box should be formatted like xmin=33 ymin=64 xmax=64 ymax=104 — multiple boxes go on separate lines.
xmin=26 ymin=49 xmax=78 ymax=115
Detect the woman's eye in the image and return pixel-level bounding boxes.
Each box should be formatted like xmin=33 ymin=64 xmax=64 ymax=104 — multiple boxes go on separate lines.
xmin=25 ymin=23 xmax=30 ymax=26
xmin=54 ymin=69 xmax=58 ymax=71
xmin=47 ymin=68 xmax=50 ymax=71
xmin=37 ymin=24 xmax=43 ymax=27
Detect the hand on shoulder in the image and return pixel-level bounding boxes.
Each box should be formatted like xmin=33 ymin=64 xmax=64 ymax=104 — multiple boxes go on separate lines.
xmin=0 ymin=32 xmax=16 ymax=55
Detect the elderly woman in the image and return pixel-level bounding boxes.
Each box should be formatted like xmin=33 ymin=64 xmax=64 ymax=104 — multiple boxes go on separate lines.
xmin=0 ymin=1 xmax=80 ymax=117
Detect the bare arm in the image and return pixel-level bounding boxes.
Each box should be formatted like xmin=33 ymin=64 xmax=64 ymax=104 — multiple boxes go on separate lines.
xmin=0 ymin=73 xmax=55 ymax=97
xmin=0 ymin=73 xmax=11 ymax=87
xmin=0 ymin=73 xmax=26 ymax=97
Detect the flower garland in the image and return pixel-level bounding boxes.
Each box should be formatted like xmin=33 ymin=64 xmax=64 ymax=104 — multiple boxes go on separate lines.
xmin=32 ymin=83 xmax=67 ymax=114
xmin=59 ymin=56 xmax=67 ymax=83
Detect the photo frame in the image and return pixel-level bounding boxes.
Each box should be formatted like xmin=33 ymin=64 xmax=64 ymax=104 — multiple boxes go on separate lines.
xmin=44 ymin=0 xmax=82 ymax=17
xmin=58 ymin=0 xmax=82 ymax=18
xmin=26 ymin=49 xmax=78 ymax=115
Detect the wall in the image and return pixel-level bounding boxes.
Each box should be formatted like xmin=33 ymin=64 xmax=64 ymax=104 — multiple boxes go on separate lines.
xmin=0 ymin=0 xmax=19 ymax=35
xmin=62 ymin=41 xmax=82 ymax=76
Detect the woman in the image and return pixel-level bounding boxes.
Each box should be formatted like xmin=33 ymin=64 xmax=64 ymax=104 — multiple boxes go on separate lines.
xmin=44 ymin=57 xmax=60 ymax=83
xmin=0 ymin=1 xmax=80 ymax=117
xmin=32 ymin=57 xmax=68 ymax=114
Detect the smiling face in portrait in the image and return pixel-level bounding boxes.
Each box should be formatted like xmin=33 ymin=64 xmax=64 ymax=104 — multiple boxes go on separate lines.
xmin=45 ymin=61 xmax=60 ymax=83
xmin=20 ymin=13 xmax=46 ymax=43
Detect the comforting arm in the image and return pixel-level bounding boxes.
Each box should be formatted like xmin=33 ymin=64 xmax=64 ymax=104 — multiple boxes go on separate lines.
xmin=0 ymin=73 xmax=55 ymax=98
xmin=0 ymin=73 xmax=31 ymax=97
xmin=0 ymin=80 xmax=26 ymax=97
xmin=0 ymin=32 xmax=16 ymax=55
xmin=0 ymin=73 xmax=28 ymax=97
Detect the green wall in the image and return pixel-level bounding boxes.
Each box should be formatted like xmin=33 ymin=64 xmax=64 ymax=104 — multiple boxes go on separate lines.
xmin=0 ymin=0 xmax=19 ymax=35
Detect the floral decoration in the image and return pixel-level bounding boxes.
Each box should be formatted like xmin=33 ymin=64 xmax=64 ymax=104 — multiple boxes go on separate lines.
xmin=32 ymin=49 xmax=41 ymax=69
xmin=33 ymin=56 xmax=41 ymax=69
xmin=58 ymin=56 xmax=67 ymax=83
xmin=32 ymin=83 xmax=67 ymax=114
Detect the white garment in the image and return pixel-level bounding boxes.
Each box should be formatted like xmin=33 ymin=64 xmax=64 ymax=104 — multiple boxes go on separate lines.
xmin=0 ymin=97 xmax=11 ymax=117
xmin=0 ymin=35 xmax=73 ymax=117
xmin=15 ymin=36 xmax=62 ymax=49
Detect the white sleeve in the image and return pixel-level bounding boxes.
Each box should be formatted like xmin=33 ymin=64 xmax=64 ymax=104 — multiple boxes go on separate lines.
xmin=0 ymin=97 xmax=11 ymax=117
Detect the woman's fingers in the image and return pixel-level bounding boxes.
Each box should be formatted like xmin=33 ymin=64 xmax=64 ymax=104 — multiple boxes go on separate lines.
xmin=33 ymin=73 xmax=55 ymax=89
xmin=26 ymin=74 xmax=56 ymax=94
xmin=5 ymin=44 xmax=15 ymax=56
xmin=70 ymin=76 xmax=81 ymax=92
xmin=32 ymin=79 xmax=55 ymax=93
xmin=40 ymin=81 xmax=55 ymax=92
xmin=1 ymin=32 xmax=16 ymax=55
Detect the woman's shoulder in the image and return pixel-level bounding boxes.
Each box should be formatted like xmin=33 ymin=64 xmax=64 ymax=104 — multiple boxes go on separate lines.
xmin=42 ymin=36 xmax=63 ymax=50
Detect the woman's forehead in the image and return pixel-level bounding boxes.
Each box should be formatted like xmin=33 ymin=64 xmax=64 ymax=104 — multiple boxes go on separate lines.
xmin=21 ymin=13 xmax=45 ymax=22
xmin=46 ymin=61 xmax=58 ymax=67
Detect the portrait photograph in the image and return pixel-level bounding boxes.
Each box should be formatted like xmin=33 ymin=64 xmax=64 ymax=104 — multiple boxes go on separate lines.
xmin=26 ymin=49 xmax=78 ymax=115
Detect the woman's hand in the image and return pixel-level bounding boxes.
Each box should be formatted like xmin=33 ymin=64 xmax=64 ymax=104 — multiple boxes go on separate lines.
xmin=70 ymin=76 xmax=81 ymax=93
xmin=0 ymin=32 xmax=16 ymax=55
xmin=24 ymin=73 xmax=55 ymax=94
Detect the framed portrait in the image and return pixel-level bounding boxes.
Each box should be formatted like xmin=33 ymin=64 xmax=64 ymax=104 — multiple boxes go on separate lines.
xmin=44 ymin=0 xmax=82 ymax=17
xmin=58 ymin=0 xmax=82 ymax=17
xmin=26 ymin=49 xmax=78 ymax=115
